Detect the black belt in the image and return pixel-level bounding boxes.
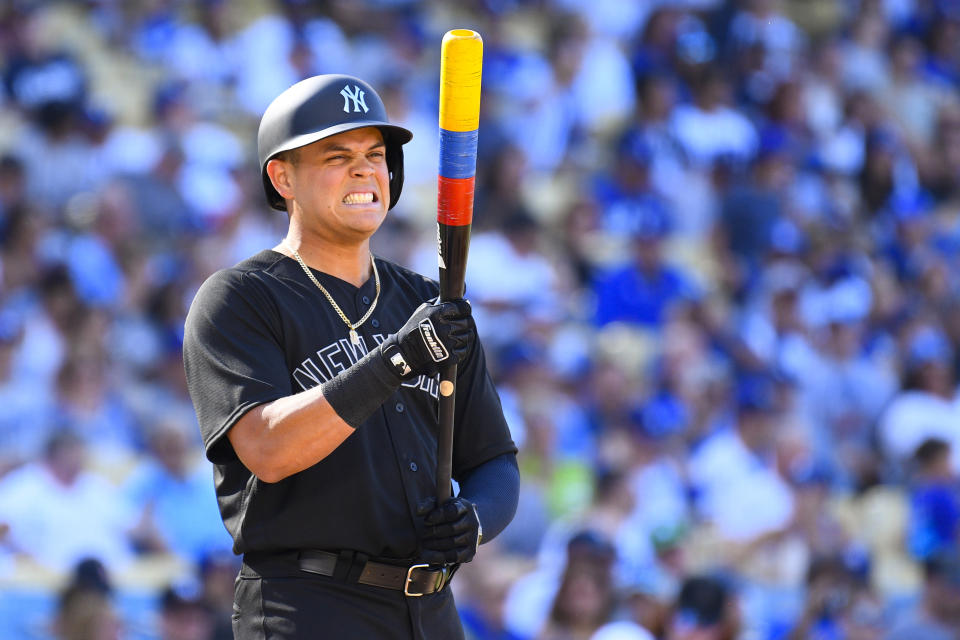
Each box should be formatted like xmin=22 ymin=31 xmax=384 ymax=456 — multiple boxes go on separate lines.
xmin=244 ymin=550 xmax=456 ymax=597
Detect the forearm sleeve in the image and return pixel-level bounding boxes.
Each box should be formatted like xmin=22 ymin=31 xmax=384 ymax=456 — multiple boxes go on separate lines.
xmin=321 ymin=346 xmax=404 ymax=429
xmin=458 ymin=452 xmax=520 ymax=543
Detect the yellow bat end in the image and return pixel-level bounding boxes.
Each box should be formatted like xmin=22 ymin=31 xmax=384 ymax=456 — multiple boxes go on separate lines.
xmin=439 ymin=29 xmax=483 ymax=132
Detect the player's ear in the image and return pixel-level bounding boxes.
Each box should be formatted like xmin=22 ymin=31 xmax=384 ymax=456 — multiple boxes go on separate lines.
xmin=266 ymin=157 xmax=295 ymax=201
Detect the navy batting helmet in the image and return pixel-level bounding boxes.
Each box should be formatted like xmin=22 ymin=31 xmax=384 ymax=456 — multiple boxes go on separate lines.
xmin=257 ymin=74 xmax=413 ymax=211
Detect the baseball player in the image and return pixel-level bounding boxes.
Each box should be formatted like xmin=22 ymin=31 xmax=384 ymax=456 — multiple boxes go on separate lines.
xmin=182 ymin=74 xmax=519 ymax=639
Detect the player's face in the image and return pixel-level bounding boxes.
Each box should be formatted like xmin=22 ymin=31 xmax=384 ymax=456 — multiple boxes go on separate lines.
xmin=286 ymin=127 xmax=390 ymax=243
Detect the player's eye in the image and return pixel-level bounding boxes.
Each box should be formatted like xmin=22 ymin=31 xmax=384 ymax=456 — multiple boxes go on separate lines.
xmin=368 ymin=151 xmax=385 ymax=160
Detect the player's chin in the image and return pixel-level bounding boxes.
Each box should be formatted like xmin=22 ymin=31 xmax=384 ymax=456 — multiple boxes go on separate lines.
xmin=343 ymin=207 xmax=388 ymax=233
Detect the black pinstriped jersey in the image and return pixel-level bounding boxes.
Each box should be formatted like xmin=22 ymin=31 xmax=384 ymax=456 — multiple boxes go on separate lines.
xmin=183 ymin=249 xmax=515 ymax=558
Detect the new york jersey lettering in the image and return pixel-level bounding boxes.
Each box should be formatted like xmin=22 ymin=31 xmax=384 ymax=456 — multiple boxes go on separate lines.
xmin=293 ymin=334 xmax=439 ymax=400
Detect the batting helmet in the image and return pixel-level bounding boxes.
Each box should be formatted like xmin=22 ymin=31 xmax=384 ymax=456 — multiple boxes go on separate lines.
xmin=257 ymin=74 xmax=413 ymax=211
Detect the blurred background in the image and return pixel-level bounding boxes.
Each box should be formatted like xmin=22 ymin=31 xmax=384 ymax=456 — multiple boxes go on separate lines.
xmin=0 ymin=0 xmax=959 ymax=638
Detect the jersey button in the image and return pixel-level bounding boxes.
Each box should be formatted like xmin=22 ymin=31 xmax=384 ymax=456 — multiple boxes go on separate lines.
xmin=371 ymin=319 xmax=380 ymax=328
xmin=362 ymin=295 xmax=371 ymax=305
xmin=395 ymin=402 xmax=404 ymax=413
xmin=409 ymin=462 xmax=418 ymax=472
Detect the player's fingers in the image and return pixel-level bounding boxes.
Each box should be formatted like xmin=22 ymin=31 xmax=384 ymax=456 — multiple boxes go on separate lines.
xmin=423 ymin=507 xmax=446 ymax=525
xmin=441 ymin=323 xmax=473 ymax=350
xmin=422 ymin=536 xmax=459 ymax=550
xmin=419 ymin=549 xmax=446 ymax=566
xmin=421 ymin=545 xmax=475 ymax=565
xmin=423 ymin=523 xmax=457 ymax=539
xmin=450 ymin=531 xmax=474 ymax=547
xmin=441 ymin=514 xmax=474 ymax=534
xmin=424 ymin=499 xmax=470 ymax=525
xmin=439 ymin=298 xmax=471 ymax=320
xmin=448 ymin=329 xmax=473 ymax=346
xmin=452 ymin=546 xmax=476 ymax=564
xmin=423 ymin=513 xmax=472 ymax=536
xmin=447 ymin=325 xmax=474 ymax=342
xmin=424 ymin=548 xmax=470 ymax=565
xmin=445 ymin=499 xmax=471 ymax=520
xmin=446 ymin=334 xmax=473 ymax=362
xmin=416 ymin=496 xmax=438 ymax=516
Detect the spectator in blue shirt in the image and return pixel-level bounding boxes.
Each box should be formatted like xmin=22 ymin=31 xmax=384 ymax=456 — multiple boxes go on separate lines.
xmin=593 ymin=134 xmax=695 ymax=328
xmin=592 ymin=214 xmax=695 ymax=329
xmin=908 ymin=438 xmax=960 ymax=561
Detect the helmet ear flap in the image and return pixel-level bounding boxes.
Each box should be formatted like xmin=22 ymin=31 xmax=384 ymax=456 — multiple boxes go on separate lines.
xmin=386 ymin=141 xmax=405 ymax=210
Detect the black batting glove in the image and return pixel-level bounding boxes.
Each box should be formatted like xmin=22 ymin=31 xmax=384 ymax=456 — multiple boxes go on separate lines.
xmin=417 ymin=496 xmax=481 ymax=566
xmin=380 ymin=299 xmax=474 ymax=380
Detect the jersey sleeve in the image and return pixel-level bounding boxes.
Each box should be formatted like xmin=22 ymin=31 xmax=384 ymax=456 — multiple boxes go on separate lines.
xmin=183 ymin=269 xmax=292 ymax=464
xmin=451 ymin=337 xmax=518 ymax=477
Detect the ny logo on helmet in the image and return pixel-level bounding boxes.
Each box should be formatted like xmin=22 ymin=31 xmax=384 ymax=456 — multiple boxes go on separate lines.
xmin=340 ymin=85 xmax=369 ymax=114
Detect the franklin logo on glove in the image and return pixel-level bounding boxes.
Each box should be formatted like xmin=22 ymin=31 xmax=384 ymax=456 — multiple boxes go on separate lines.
xmin=419 ymin=318 xmax=449 ymax=362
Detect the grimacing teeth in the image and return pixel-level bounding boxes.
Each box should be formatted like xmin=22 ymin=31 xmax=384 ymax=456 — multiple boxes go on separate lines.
xmin=343 ymin=192 xmax=375 ymax=204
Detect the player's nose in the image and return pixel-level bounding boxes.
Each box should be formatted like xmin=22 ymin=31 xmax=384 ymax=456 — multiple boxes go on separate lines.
xmin=350 ymin=156 xmax=376 ymax=177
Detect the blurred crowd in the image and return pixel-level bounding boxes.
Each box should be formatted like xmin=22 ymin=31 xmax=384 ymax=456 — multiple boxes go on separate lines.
xmin=0 ymin=0 xmax=959 ymax=638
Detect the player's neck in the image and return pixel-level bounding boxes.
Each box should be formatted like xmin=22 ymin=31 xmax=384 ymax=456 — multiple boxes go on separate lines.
xmin=277 ymin=236 xmax=373 ymax=288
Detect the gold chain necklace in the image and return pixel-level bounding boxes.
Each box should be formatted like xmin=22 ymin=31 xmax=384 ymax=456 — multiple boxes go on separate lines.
xmin=286 ymin=244 xmax=381 ymax=346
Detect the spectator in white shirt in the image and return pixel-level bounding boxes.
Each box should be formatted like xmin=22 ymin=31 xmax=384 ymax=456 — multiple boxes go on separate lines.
xmin=689 ymin=374 xmax=794 ymax=541
xmin=879 ymin=325 xmax=960 ymax=472
xmin=670 ymin=68 xmax=758 ymax=168
xmin=0 ymin=430 xmax=135 ymax=573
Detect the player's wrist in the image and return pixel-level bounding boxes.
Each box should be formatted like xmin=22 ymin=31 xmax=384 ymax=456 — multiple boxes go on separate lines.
xmin=321 ymin=345 xmax=404 ymax=429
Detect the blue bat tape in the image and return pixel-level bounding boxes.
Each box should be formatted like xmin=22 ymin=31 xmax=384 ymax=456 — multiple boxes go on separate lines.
xmin=438 ymin=128 xmax=479 ymax=180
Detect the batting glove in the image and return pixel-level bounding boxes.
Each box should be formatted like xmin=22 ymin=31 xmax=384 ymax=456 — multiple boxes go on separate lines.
xmin=380 ymin=299 xmax=474 ymax=380
xmin=417 ymin=496 xmax=482 ymax=566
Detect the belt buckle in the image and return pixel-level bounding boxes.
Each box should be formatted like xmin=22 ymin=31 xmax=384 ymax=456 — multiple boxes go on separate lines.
xmin=404 ymin=564 xmax=451 ymax=597
xmin=404 ymin=563 xmax=430 ymax=597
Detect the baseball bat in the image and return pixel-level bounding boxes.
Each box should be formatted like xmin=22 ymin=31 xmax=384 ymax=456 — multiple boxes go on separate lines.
xmin=436 ymin=29 xmax=482 ymax=503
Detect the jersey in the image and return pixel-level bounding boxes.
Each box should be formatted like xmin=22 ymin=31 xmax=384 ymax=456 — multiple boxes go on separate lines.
xmin=182 ymin=249 xmax=516 ymax=559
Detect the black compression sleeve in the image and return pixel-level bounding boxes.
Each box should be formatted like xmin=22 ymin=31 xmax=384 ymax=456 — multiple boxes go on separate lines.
xmin=320 ymin=346 xmax=404 ymax=429
xmin=457 ymin=452 xmax=520 ymax=543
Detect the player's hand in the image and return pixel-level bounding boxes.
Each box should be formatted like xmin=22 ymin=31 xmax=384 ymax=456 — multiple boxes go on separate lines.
xmin=380 ymin=299 xmax=474 ymax=379
xmin=417 ymin=496 xmax=481 ymax=565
